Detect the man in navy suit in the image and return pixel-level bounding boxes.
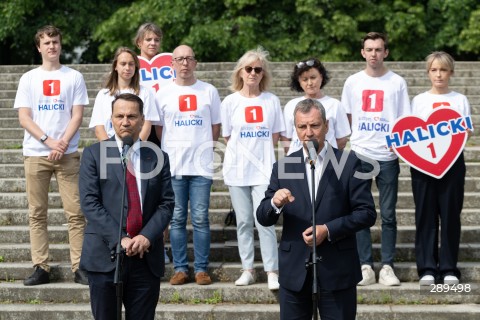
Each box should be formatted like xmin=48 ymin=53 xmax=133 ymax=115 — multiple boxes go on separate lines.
xmin=79 ymin=93 xmax=174 ymax=320
xmin=257 ymin=98 xmax=376 ymax=320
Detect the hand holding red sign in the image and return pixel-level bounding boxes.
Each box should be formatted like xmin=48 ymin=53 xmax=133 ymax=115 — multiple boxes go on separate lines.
xmin=386 ymin=107 xmax=473 ymax=178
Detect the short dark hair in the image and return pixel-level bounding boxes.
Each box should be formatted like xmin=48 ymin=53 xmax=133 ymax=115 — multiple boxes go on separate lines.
xmin=293 ymin=98 xmax=326 ymax=125
xmin=111 ymin=93 xmax=144 ymax=115
xmin=35 ymin=25 xmax=62 ymax=47
xmin=290 ymin=58 xmax=330 ymax=92
xmin=362 ymin=32 xmax=388 ymax=50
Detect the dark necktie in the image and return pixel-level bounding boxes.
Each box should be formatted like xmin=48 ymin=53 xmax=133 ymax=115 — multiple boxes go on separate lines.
xmin=126 ymin=164 xmax=142 ymax=237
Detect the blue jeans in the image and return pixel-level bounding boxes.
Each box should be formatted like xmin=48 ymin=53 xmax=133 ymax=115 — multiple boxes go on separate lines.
xmin=356 ymin=159 xmax=399 ymax=267
xmin=170 ymin=176 xmax=212 ymax=273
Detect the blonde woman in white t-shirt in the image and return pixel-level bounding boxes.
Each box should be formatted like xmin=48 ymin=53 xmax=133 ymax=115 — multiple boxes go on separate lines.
xmin=89 ymin=47 xmax=156 ymax=141
xmin=411 ymin=51 xmax=472 ymax=286
xmin=221 ymin=47 xmax=284 ymax=290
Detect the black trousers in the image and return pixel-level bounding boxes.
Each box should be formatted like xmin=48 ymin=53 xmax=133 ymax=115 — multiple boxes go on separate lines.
xmin=411 ymin=153 xmax=465 ymax=279
xmin=279 ymin=271 xmax=356 ymax=320
xmin=87 ymin=256 xmax=161 ymax=320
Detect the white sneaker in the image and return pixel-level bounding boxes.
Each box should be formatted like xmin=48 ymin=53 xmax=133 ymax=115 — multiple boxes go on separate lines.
xmin=358 ymin=265 xmax=376 ymax=286
xmin=419 ymin=275 xmax=435 ymax=286
xmin=235 ymin=270 xmax=255 ymax=286
xmin=267 ymin=272 xmax=279 ymax=290
xmin=444 ymin=275 xmax=459 ymax=285
xmin=379 ymin=265 xmax=400 ymax=286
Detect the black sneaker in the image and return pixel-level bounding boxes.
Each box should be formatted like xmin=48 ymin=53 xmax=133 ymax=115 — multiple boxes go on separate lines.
xmin=74 ymin=269 xmax=89 ymax=285
xmin=24 ymin=267 xmax=49 ymax=286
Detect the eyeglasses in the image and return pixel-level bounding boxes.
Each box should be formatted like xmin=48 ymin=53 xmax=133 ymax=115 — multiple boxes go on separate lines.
xmin=244 ymin=66 xmax=263 ymax=74
xmin=173 ymin=56 xmax=196 ymax=63
xmin=296 ymin=59 xmax=315 ymax=68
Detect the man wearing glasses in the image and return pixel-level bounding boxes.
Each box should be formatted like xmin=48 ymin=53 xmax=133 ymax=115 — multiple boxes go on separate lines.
xmin=155 ymin=45 xmax=221 ymax=286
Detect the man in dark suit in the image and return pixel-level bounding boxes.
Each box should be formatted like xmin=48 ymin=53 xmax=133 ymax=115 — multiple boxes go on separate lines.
xmin=257 ymin=98 xmax=376 ymax=320
xmin=79 ymin=93 xmax=174 ymax=320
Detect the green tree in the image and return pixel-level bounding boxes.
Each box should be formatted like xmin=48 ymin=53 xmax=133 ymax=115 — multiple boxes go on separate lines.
xmin=1 ymin=0 xmax=479 ymax=64
xmin=0 ymin=0 xmax=130 ymax=64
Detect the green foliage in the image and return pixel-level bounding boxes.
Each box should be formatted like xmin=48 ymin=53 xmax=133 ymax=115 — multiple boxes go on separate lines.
xmin=459 ymin=9 xmax=480 ymax=54
xmin=0 ymin=0 xmax=129 ymax=64
xmin=0 ymin=0 xmax=479 ymax=63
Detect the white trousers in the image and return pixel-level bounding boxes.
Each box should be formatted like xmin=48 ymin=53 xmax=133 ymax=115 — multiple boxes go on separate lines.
xmin=228 ymin=185 xmax=279 ymax=272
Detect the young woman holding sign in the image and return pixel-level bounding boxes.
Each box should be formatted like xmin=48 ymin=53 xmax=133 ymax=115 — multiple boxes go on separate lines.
xmin=89 ymin=47 xmax=158 ymax=141
xmin=411 ymin=51 xmax=473 ymax=286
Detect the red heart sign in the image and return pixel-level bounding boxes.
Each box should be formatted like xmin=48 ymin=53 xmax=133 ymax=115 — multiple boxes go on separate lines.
xmin=386 ymin=107 xmax=472 ymax=178
xmin=138 ymin=53 xmax=176 ymax=92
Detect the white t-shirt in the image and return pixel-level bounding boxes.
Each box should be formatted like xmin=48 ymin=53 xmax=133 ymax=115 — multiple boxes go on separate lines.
xmin=341 ymin=70 xmax=411 ymax=161
xmin=221 ymin=91 xmax=286 ymax=186
xmin=411 ymin=91 xmax=472 ymax=121
xmin=156 ymin=80 xmax=221 ymax=177
xmin=282 ymin=96 xmax=351 ymax=155
xmin=89 ymin=85 xmax=160 ymax=138
xmin=14 ymin=66 xmax=89 ymax=156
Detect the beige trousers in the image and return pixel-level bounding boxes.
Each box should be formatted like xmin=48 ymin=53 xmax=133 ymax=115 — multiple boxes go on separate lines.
xmin=24 ymin=152 xmax=85 ymax=272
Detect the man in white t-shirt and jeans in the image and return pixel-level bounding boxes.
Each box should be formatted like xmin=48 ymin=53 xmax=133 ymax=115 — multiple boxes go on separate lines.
xmin=155 ymin=45 xmax=221 ymax=286
xmin=14 ymin=25 xmax=89 ymax=286
xmin=341 ymin=32 xmax=411 ymax=286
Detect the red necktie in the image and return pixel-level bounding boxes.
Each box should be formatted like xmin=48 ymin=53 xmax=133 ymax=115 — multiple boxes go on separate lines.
xmin=126 ymin=164 xmax=142 ymax=237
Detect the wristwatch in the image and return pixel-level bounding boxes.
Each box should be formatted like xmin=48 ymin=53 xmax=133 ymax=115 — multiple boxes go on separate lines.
xmin=40 ymin=134 xmax=48 ymax=143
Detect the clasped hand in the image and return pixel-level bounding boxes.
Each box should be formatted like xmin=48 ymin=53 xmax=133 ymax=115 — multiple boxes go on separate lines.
xmin=121 ymin=235 xmax=151 ymax=258
xmin=273 ymin=188 xmax=328 ymax=247
xmin=46 ymin=138 xmax=69 ymax=161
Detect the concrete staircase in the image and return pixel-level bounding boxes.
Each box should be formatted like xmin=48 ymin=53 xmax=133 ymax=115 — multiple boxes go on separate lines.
xmin=0 ymin=61 xmax=479 ymax=319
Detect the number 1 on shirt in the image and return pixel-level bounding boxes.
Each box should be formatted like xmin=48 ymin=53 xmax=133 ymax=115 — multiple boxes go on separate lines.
xmin=179 ymin=94 xmax=197 ymax=112
xmin=245 ymin=106 xmax=263 ymax=123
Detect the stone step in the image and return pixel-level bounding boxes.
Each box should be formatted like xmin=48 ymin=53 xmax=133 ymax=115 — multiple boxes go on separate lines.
xmin=2 ymin=261 xmax=480 ymax=285
xmin=0 ymin=304 xmax=479 ymax=320
xmin=1 ymin=160 xmax=480 ymax=181
xmin=0 ymin=279 xmax=480 ymax=306
xmin=0 ymin=61 xmax=478 ymax=77
xmin=0 ymin=208 xmax=236 ymax=227
xmin=2 ymin=85 xmax=480 ymax=100
xmin=2 ymin=146 xmax=480 ymax=164
xmin=0 ymin=242 xmax=479 ymax=265
xmin=2 ymin=95 xmax=480 ymax=115
xmin=0 ymin=138 xmax=97 ymax=149
xmin=1 ymin=207 xmax=479 ymax=229
xmin=4 ymin=73 xmax=480 ymax=91
xmin=1 ymin=223 xmax=480 ymax=246
xmin=0 ymin=115 xmax=92 ymax=127
xmin=1 ymin=133 xmax=480 ymax=150
xmin=1 ymin=174 xmax=480 ymax=195
xmin=0 ymin=176 xmax=226 ymax=193
xmin=1 ymin=190 xmax=480 ymax=210
xmin=0 ymin=127 xmax=96 ymax=140
xmin=2 ymin=100 xmax=480 ymax=122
